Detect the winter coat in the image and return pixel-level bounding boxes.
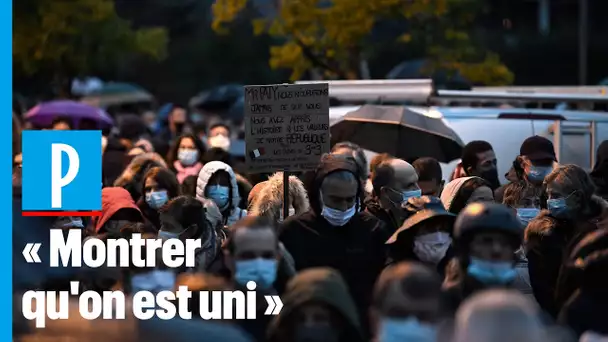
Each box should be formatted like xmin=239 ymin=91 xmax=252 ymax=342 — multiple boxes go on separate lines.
xmin=279 ymin=155 xmax=388 ymax=336
xmin=525 ymin=195 xmax=608 ymax=318
xmin=364 ymin=196 xmax=400 ymax=236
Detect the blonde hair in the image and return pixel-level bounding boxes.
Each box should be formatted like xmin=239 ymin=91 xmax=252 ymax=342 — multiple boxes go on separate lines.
xmin=544 ymin=164 xmax=596 ymax=200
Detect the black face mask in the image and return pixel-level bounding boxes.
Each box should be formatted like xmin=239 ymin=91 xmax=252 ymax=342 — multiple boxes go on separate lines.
xmin=480 ymin=168 xmax=501 ymax=190
xmin=295 ymin=325 xmax=339 ymax=342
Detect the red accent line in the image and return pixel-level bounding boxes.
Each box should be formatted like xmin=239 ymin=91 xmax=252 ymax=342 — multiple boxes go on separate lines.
xmin=21 ymin=211 xmax=102 ymax=217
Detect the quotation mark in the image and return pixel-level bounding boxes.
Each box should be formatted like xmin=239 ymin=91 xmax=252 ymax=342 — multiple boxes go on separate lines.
xmin=23 ymin=243 xmax=42 ymax=263
xmin=264 ymin=295 xmax=283 ymax=315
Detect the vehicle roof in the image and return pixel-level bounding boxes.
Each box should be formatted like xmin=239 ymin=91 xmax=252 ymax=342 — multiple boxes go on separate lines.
xmin=433 ymin=107 xmax=608 ymax=122
xmin=328 ymin=105 xmax=608 ymax=123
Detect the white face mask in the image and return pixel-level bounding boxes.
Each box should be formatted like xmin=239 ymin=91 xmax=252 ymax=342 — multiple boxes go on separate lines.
xmin=413 ymin=232 xmax=452 ymax=265
xmin=207 ymin=134 xmax=231 ymax=151
xmin=178 ymin=148 xmax=199 ymax=166
xmin=278 ymin=206 xmax=296 ymax=223
xmin=321 ymin=205 xmax=356 ymax=226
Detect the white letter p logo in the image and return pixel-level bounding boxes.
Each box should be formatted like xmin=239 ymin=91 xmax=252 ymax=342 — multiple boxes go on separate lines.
xmin=51 ymin=143 xmax=80 ymax=209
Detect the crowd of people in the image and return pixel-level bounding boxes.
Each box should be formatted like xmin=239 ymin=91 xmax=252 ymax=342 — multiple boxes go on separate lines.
xmin=11 ymin=104 xmax=608 ymax=342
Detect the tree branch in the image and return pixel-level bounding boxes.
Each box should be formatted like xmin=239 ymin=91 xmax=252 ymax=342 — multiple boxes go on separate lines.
xmin=292 ymin=36 xmax=348 ymax=79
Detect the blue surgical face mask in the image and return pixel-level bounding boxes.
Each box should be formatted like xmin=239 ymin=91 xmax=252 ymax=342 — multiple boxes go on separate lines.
xmin=379 ymin=317 xmax=437 ymax=342
xmin=467 ymin=257 xmax=516 ymax=285
xmin=131 ymin=269 xmax=176 ymax=294
xmin=145 ymin=190 xmax=169 ymax=210
xmin=547 ymin=197 xmax=569 ymax=218
xmin=402 ymin=189 xmax=422 ymax=203
xmin=234 ymin=258 xmax=277 ymax=289
xmin=527 ymin=165 xmax=552 ymax=182
xmin=321 ymin=205 xmax=356 ymax=226
xmin=207 ymin=185 xmax=230 ymax=210
xmin=516 ymin=207 xmax=540 ymax=225
xmin=178 ymin=148 xmax=198 ymax=166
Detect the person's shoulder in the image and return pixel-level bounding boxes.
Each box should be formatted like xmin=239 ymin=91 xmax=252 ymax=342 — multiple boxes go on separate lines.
xmin=278 ymin=211 xmax=315 ymax=237
xmin=356 ymin=210 xmax=382 ymax=223
xmin=355 ymin=210 xmax=386 ymax=230
xmin=282 ymin=211 xmax=314 ymax=226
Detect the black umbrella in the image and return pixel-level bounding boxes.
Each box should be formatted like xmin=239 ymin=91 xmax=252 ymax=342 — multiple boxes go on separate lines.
xmin=330 ymin=105 xmax=464 ymax=163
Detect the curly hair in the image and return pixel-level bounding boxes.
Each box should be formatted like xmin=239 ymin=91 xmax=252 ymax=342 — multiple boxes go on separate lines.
xmin=502 ymin=181 xmax=541 ymax=208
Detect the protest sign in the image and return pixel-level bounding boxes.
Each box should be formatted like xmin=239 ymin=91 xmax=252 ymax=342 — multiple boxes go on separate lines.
xmin=245 ymin=83 xmax=330 ymax=173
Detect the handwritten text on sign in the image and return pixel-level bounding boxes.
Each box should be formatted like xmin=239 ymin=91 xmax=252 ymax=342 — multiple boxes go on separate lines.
xmin=245 ymin=83 xmax=330 ymax=173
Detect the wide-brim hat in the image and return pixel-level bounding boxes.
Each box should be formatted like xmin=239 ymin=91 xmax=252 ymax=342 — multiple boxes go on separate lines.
xmin=386 ymin=196 xmax=456 ymax=244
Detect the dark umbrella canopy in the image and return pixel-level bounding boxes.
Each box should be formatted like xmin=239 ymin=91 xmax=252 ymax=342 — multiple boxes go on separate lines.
xmin=330 ymin=105 xmax=464 ymax=162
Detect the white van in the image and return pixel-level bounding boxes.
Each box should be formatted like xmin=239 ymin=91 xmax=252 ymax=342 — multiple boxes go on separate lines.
xmin=330 ymin=106 xmax=608 ymax=183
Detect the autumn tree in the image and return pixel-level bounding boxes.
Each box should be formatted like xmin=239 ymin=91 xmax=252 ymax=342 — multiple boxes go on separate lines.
xmin=212 ymin=0 xmax=513 ymax=85
xmin=13 ymin=0 xmax=168 ymax=96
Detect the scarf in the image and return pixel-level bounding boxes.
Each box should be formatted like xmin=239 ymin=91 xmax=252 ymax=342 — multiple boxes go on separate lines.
xmin=174 ymin=160 xmax=203 ymax=184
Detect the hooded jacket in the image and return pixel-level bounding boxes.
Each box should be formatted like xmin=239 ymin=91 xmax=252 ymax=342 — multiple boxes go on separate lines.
xmin=525 ymin=195 xmax=608 ymax=318
xmin=95 ymin=187 xmax=143 ymax=233
xmin=591 ymin=140 xmax=608 ymax=200
xmin=113 ymin=152 xmax=167 ymax=201
xmin=195 ymin=161 xmax=246 ymax=226
xmin=279 ymin=155 xmax=388 ymax=336
xmin=248 ymin=172 xmax=309 ymax=222
xmin=267 ymin=268 xmax=364 ymax=342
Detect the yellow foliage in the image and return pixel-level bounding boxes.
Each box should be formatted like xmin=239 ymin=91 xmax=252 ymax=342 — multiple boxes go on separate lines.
xmin=14 ymin=0 xmax=167 ymax=77
xmin=212 ymin=0 xmax=512 ymax=85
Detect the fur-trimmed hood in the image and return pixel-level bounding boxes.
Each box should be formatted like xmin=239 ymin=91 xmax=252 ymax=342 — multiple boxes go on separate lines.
xmin=525 ymin=195 xmax=608 ymax=244
xmin=248 ymin=172 xmax=309 ymax=222
xmin=113 ymin=152 xmax=167 ymax=188
xmin=195 ymin=161 xmax=246 ymax=226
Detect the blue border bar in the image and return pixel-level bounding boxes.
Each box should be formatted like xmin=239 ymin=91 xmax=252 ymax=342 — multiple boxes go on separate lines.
xmin=4 ymin=0 xmax=13 ymax=338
